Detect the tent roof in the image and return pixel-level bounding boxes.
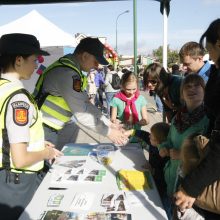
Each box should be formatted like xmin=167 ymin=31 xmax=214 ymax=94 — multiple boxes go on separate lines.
xmin=0 ymin=10 xmax=76 ymax=47
xmin=0 ymin=0 xmax=126 ymax=4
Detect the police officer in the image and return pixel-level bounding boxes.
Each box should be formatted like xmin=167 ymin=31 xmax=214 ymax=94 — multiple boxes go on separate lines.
xmin=0 ymin=33 xmax=63 ymax=219
xmin=33 ymin=37 xmax=127 ymax=149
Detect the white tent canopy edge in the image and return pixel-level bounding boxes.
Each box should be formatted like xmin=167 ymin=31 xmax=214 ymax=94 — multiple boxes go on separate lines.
xmin=0 ymin=10 xmax=77 ymax=47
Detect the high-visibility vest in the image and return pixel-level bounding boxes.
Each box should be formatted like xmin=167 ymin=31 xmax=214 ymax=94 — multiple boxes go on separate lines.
xmin=33 ymin=56 xmax=87 ymax=130
xmin=0 ymin=79 xmax=44 ymax=173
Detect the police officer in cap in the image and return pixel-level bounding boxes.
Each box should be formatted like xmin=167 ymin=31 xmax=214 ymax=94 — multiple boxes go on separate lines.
xmin=0 ymin=33 xmax=63 ymax=219
xmin=33 ymin=37 xmax=128 ymax=149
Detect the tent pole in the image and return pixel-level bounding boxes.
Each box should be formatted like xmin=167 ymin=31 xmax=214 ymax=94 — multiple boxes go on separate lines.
xmin=162 ymin=2 xmax=168 ymax=123
xmin=162 ymin=4 xmax=168 ymax=70
xmin=133 ymin=0 xmax=137 ymax=75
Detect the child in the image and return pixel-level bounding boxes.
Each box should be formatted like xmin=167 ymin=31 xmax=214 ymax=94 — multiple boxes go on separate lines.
xmin=175 ymin=134 xmax=220 ymax=219
xmin=110 ymin=71 xmax=149 ymax=142
xmin=158 ymin=74 xmax=209 ymax=219
xmin=125 ymin=122 xmax=170 ymax=198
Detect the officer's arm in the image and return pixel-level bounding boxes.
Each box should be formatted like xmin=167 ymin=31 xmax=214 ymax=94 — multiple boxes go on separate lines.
xmin=10 ymin=142 xmax=62 ymax=168
xmin=56 ymin=70 xmax=110 ymax=136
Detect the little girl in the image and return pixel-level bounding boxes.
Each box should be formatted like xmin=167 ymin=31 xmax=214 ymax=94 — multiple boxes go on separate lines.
xmin=110 ymin=71 xmax=149 ymax=134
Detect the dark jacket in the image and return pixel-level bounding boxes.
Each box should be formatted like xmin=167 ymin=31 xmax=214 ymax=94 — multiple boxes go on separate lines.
xmin=134 ymin=130 xmax=169 ymax=197
xmin=181 ymin=65 xmax=220 ymax=197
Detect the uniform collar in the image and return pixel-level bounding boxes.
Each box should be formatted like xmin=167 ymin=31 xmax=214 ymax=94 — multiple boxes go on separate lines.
xmin=65 ymin=54 xmax=81 ymax=71
xmin=1 ymin=73 xmax=24 ymax=87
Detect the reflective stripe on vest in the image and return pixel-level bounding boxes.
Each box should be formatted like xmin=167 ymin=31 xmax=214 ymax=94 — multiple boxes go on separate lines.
xmin=33 ymin=56 xmax=87 ymax=130
xmin=0 ymin=80 xmax=44 ymax=172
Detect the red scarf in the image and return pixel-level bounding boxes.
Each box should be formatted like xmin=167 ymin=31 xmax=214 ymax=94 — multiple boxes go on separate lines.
xmin=114 ymin=90 xmax=140 ymax=124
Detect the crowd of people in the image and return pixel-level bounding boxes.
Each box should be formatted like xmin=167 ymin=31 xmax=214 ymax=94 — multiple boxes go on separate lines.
xmin=1 ymin=18 xmax=220 ymax=220
xmin=141 ymin=19 xmax=220 ymax=220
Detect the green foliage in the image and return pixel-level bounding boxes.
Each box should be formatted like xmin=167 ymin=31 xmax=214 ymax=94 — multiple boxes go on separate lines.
xmin=153 ymin=45 xmax=179 ymax=67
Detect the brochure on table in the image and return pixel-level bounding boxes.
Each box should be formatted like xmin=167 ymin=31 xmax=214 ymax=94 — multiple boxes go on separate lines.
xmin=51 ymin=155 xmax=108 ymax=184
xmin=41 ymin=191 xmax=134 ymax=220
xmin=61 ymin=143 xmax=116 ymax=156
xmin=40 ymin=210 xmax=132 ymax=220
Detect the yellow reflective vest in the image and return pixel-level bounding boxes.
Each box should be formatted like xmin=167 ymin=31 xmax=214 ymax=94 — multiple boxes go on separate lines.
xmin=0 ymin=79 xmax=44 ymax=173
xmin=33 ymin=56 xmax=87 ymax=130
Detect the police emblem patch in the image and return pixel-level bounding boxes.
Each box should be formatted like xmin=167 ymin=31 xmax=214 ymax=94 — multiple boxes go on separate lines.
xmin=11 ymin=101 xmax=30 ymax=126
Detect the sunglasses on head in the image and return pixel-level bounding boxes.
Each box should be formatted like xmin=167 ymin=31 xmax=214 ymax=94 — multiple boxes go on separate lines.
xmin=148 ymin=80 xmax=158 ymax=85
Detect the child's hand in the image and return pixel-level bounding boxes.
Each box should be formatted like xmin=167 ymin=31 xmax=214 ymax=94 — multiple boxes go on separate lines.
xmin=170 ymin=149 xmax=180 ymax=160
xmin=137 ymin=119 xmax=149 ymax=126
xmin=111 ymin=119 xmax=120 ymax=124
xmin=159 ymin=148 xmax=170 ymax=158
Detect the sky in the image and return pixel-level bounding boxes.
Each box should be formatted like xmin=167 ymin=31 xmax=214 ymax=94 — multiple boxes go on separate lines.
xmin=0 ymin=0 xmax=220 ymax=55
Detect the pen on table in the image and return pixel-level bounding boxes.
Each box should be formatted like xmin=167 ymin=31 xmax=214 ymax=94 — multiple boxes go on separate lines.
xmin=48 ymin=187 xmax=67 ymax=190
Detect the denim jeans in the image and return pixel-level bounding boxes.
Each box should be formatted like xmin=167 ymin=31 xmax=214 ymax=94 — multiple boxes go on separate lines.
xmin=154 ymin=94 xmax=164 ymax=112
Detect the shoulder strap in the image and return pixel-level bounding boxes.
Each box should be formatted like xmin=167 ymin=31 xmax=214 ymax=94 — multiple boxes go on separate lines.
xmin=34 ymin=56 xmax=82 ymax=100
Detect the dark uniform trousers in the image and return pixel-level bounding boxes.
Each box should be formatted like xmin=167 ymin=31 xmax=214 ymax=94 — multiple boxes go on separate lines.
xmin=0 ymin=169 xmax=45 ymax=220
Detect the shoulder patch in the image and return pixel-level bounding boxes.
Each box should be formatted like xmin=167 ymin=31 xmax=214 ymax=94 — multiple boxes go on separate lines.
xmin=11 ymin=101 xmax=30 ymax=126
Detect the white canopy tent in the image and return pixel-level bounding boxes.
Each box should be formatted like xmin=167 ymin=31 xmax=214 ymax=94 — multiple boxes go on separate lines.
xmin=0 ymin=10 xmax=76 ymax=47
xmin=0 ymin=10 xmax=77 ymax=92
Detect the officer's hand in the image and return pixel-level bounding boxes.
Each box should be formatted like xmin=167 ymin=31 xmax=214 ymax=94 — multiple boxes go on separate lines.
xmin=108 ymin=128 xmax=128 ymax=146
xmin=110 ymin=120 xmax=124 ymax=130
xmin=45 ymin=146 xmax=63 ymax=161
xmin=45 ymin=141 xmax=55 ymax=148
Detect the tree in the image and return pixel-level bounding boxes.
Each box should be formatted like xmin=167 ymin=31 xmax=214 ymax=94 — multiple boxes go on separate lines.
xmin=153 ymin=45 xmax=179 ymax=67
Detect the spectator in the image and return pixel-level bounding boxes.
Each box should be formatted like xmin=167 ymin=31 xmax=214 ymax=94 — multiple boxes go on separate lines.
xmin=175 ymin=18 xmax=220 ymax=220
xmin=143 ymin=63 xmax=183 ymax=121
xmin=171 ymin=64 xmax=181 ymax=75
xmin=94 ymin=67 xmax=105 ymax=110
xmin=104 ymin=64 xmax=120 ymax=118
xmin=175 ymin=134 xmax=220 ymax=219
xmin=110 ymin=71 xmax=149 ymax=143
xmin=179 ymin=41 xmax=212 ymax=82
xmin=125 ymin=122 xmax=170 ymax=198
xmin=159 ymin=74 xmax=209 ymax=219
xmin=87 ymin=69 xmax=97 ymax=105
